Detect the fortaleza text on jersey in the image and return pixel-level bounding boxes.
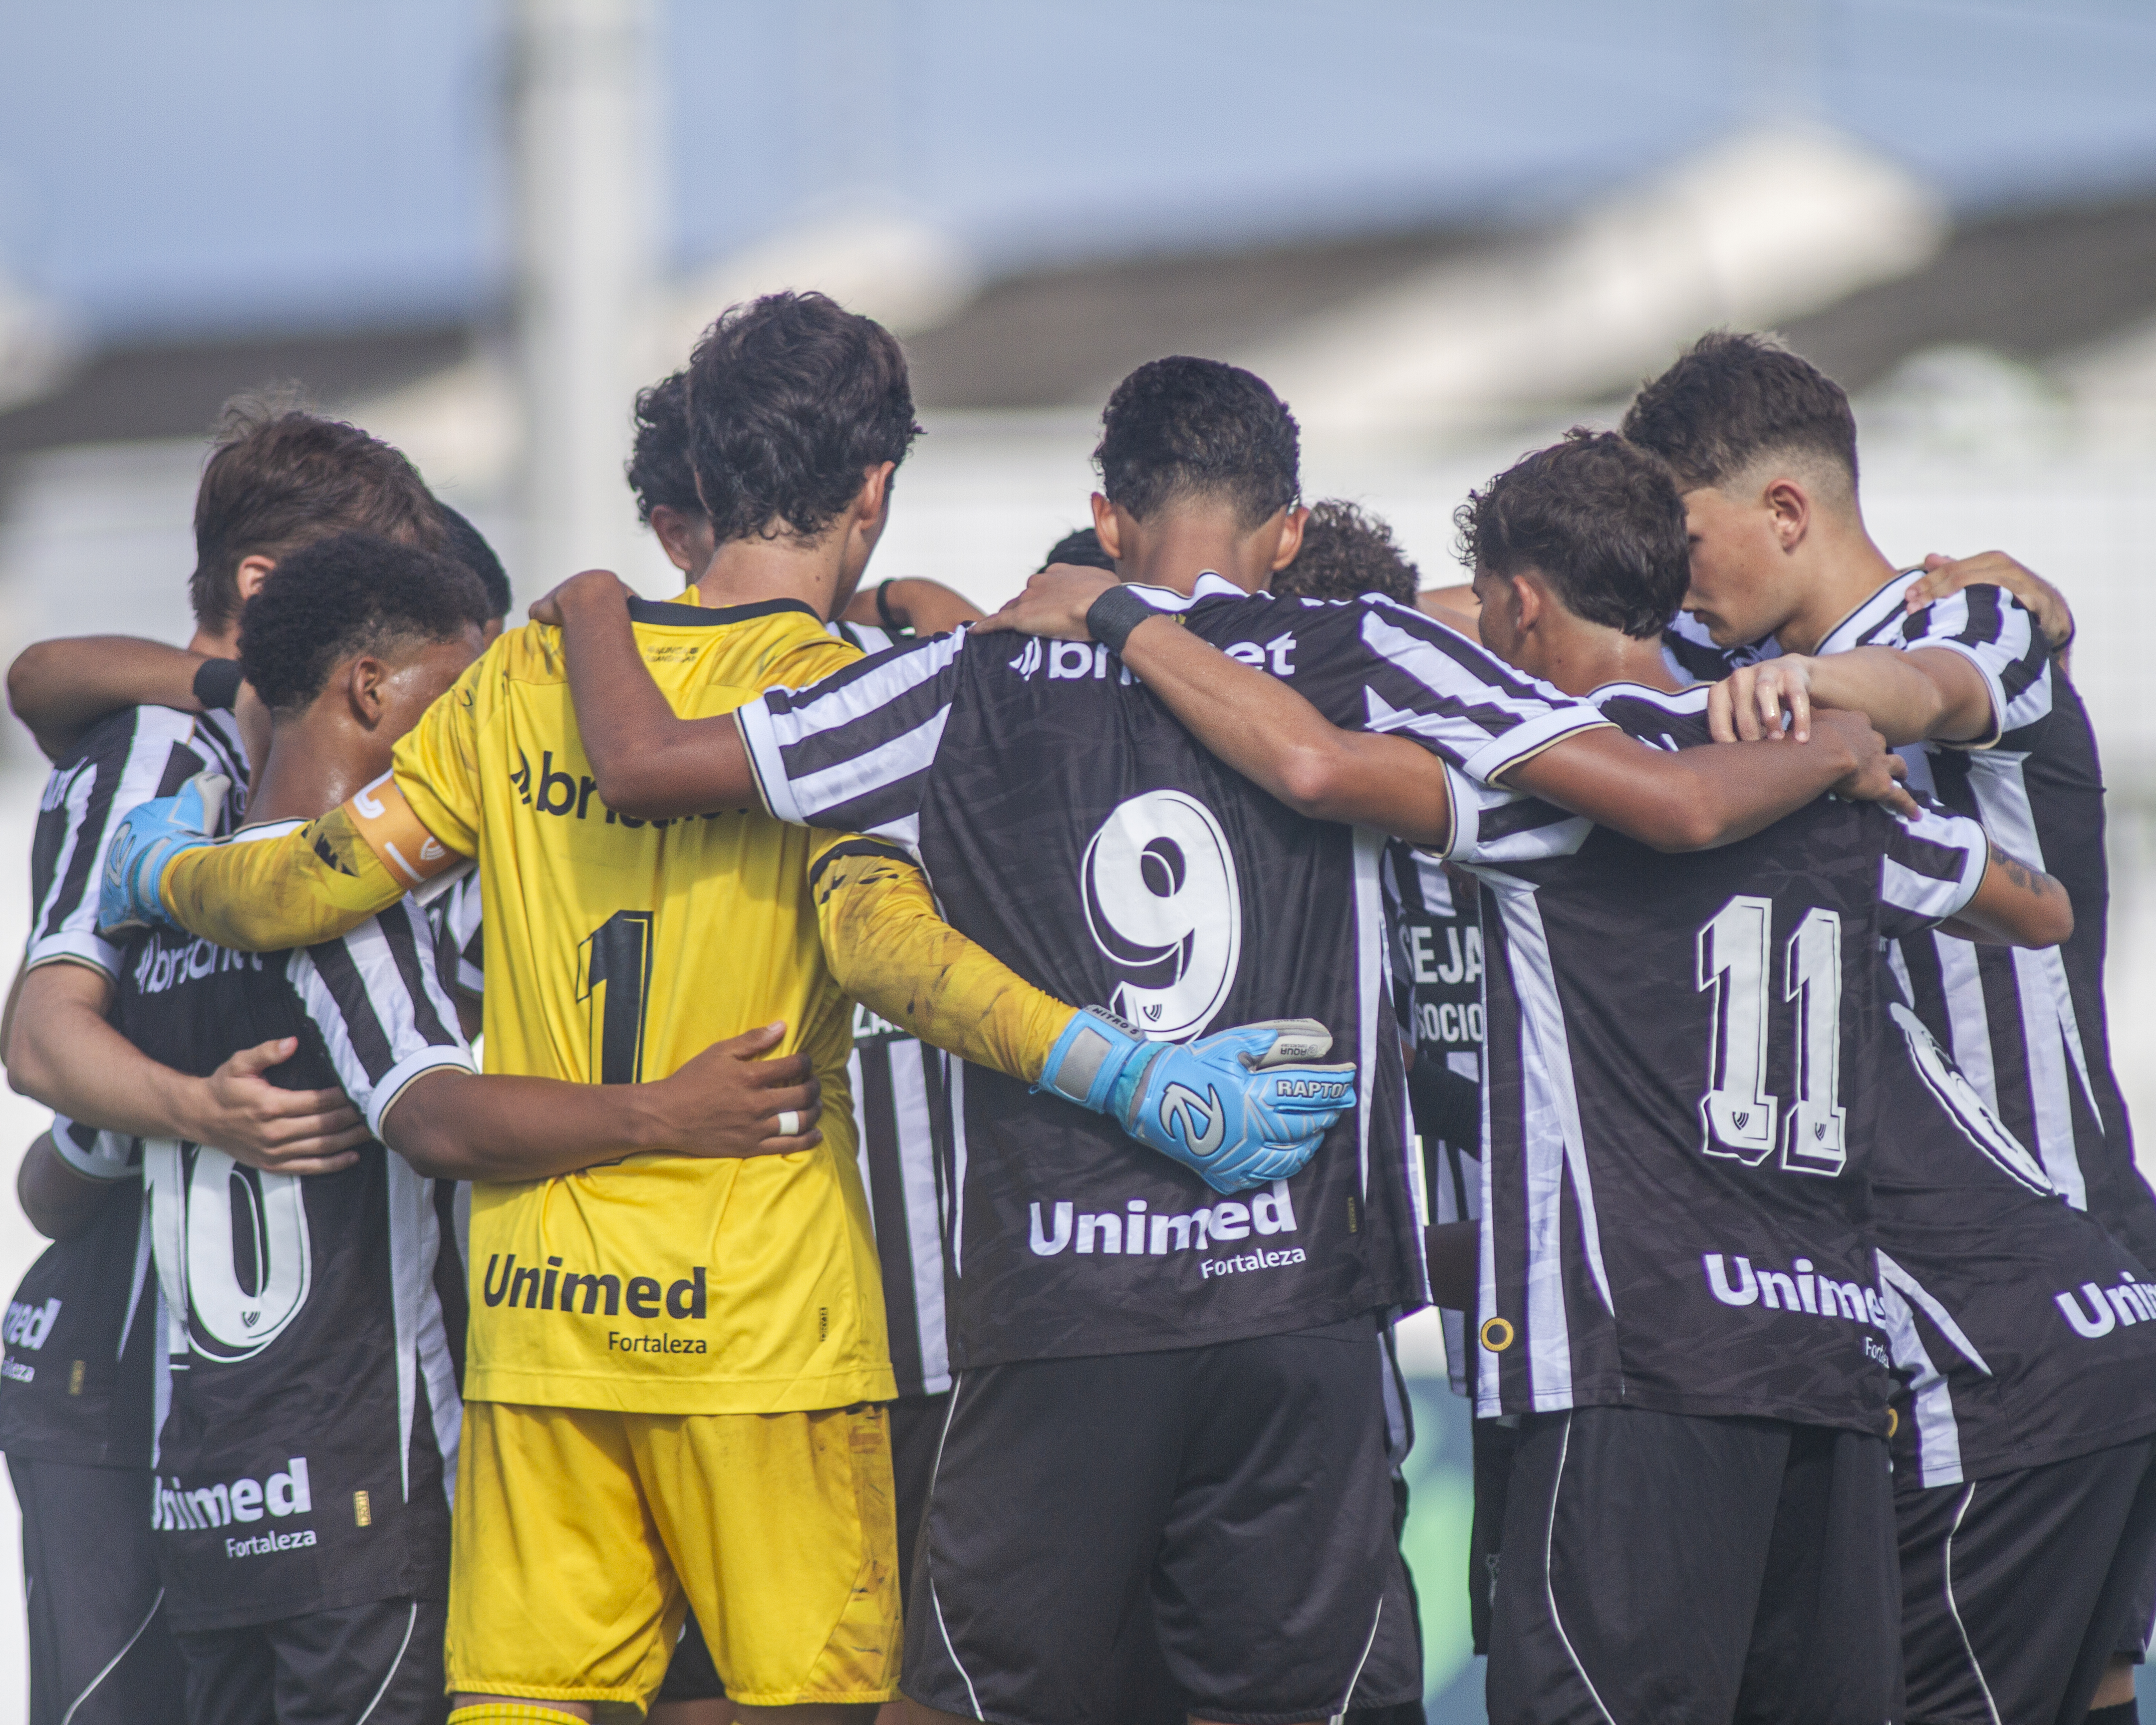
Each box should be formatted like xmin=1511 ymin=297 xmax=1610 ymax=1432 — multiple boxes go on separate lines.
xmin=1028 ymin=1181 xmax=1300 ymax=1259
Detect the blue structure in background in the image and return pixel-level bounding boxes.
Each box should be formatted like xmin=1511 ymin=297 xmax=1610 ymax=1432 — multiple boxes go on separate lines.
xmin=1400 ymin=1374 xmax=1484 ymax=1721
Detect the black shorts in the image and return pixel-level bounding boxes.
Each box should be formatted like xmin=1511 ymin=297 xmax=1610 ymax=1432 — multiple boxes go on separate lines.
xmin=8 ymin=1455 xmax=186 ymax=1725
xmin=656 ymin=1389 xmax=959 ymax=1705
xmin=903 ymin=1316 xmax=1418 ymax=1725
xmin=174 ymin=1597 xmax=446 ymax=1725
xmin=1489 ymin=1406 xmax=1900 ymax=1725
xmin=2118 ymin=1536 xmax=2156 ymax=1663
xmin=1900 ymin=1436 xmax=2156 ymax=1725
xmin=1469 ymin=1415 xmax=1520 ymax=1658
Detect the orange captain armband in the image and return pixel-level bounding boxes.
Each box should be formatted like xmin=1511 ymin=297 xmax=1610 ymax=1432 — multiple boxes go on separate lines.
xmin=346 ymin=771 xmax=464 ymax=889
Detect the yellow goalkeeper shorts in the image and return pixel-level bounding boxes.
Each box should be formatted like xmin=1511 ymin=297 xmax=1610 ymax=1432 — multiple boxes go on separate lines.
xmin=444 ymin=1399 xmax=900 ymax=1715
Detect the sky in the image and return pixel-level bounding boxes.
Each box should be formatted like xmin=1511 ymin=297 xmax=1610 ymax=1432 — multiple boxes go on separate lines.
xmin=1 ymin=0 xmax=2153 ymax=339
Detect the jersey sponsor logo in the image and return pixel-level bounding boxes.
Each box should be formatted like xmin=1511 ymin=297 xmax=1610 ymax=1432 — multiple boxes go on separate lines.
xmin=2 ymin=1297 xmax=60 ymax=1352
xmin=482 ymin=1253 xmax=708 ymax=1323
xmin=132 ymin=933 xmax=266 ymax=996
xmin=1006 ymin=639 xmax=1138 ymax=684
xmin=1027 ymin=1181 xmax=1297 ymax=1262
xmin=510 ymin=747 xmax=725 ymax=833
xmin=1081 ymin=790 xmax=1242 ymax=1039
xmin=1702 ymin=1252 xmax=1886 ymax=1327
xmin=154 ymin=1456 xmax=312 ymax=1534
xmin=1219 ymin=635 xmax=1297 ymax=677
xmin=2055 ymin=1272 xmax=2156 ymax=1339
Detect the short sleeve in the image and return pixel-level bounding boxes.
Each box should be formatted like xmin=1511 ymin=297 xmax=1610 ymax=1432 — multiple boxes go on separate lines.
xmin=1878 ymin=802 xmax=1989 ymax=939
xmin=1897 ymin=585 xmax=2052 ymax=749
xmin=26 ymin=708 xmax=241 ymax=977
xmin=390 ymin=653 xmax=489 ymax=859
xmin=1313 ymin=600 xmax=1614 ymax=785
xmin=737 ymin=628 xmax=969 ymax=845
xmin=288 ymin=897 xmax=477 ymax=1140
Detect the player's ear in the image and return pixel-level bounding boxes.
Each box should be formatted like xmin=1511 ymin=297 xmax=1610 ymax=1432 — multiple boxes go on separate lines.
xmin=1268 ymin=505 xmax=1310 ymax=573
xmin=1765 ymin=477 xmax=1810 ymax=552
xmin=1090 ymin=494 xmax=1124 ymax=563
xmin=1510 ymin=573 xmax=1544 ymax=632
xmin=856 ymin=461 xmax=895 ymax=529
xmin=234 ymin=555 xmax=277 ymax=606
xmin=346 ymin=654 xmax=388 ymax=728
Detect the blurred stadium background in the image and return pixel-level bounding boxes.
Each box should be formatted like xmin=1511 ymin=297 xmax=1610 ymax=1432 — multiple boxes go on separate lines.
xmin=1 ymin=1 xmax=2154 ymax=1716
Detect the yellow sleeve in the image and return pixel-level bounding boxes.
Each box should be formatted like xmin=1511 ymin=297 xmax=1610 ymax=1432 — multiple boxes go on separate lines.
xmin=388 ymin=655 xmax=487 ymax=856
xmin=161 ymin=804 xmax=411 ymax=950
xmin=810 ymin=834 xmax=1074 ymax=1083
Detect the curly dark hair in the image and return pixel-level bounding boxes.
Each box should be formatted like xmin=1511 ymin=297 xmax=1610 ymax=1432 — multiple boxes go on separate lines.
xmin=1273 ymin=500 xmax=1420 ymax=604
xmin=683 ymin=292 xmax=922 ymax=547
xmin=191 ymin=393 xmax=445 ymax=634
xmin=626 ymin=369 xmax=701 ymax=526
xmin=1038 ymin=527 xmax=1116 ymax=574
xmin=1621 ymin=330 xmax=1859 ymax=494
xmin=1094 ymin=357 xmax=1300 ymax=529
xmin=239 ymin=533 xmax=490 ymax=713
xmin=1454 ymin=430 xmax=1688 ymax=640
xmin=438 ymin=505 xmax=511 ymax=621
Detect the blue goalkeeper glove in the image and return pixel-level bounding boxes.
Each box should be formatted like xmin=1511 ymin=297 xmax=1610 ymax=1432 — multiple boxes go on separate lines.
xmin=98 ymin=772 xmax=228 ymax=936
xmin=1038 ymin=1007 xmax=1356 ymax=1194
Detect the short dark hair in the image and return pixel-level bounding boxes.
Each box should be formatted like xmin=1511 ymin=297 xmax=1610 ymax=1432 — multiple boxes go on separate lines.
xmin=191 ymin=393 xmax=444 ymax=634
xmin=1273 ymin=500 xmax=1419 ymax=604
xmin=683 ymin=292 xmax=921 ymax=547
xmin=438 ymin=505 xmax=511 ymax=621
xmin=1038 ymin=527 xmax=1116 ymax=574
xmin=239 ymin=533 xmax=490 ymax=713
xmin=1453 ymin=430 xmax=1688 ymax=640
xmin=1620 ymin=330 xmax=1860 ymax=494
xmin=626 ymin=369 xmax=702 ymax=526
xmin=1094 ymin=357 xmax=1300 ymax=530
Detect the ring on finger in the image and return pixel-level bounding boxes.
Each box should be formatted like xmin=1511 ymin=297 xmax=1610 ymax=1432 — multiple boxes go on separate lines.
xmin=776 ymin=1110 xmax=801 ymax=1138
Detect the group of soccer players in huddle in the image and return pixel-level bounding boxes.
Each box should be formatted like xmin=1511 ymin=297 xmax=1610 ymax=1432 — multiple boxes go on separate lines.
xmin=0 ymin=285 xmax=2148 ymax=1725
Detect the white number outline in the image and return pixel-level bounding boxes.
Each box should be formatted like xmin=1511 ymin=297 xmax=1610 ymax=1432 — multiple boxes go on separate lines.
xmin=1080 ymin=790 xmax=1242 ymax=1040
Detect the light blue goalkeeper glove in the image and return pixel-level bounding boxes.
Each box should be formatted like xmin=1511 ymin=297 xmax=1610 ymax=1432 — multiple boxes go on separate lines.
xmin=1038 ymin=1007 xmax=1356 ymax=1194
xmin=98 ymin=772 xmax=228 ymax=936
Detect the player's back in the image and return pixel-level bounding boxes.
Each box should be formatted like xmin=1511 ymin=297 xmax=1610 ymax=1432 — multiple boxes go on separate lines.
xmin=1457 ymin=682 xmax=1984 ymax=1432
xmin=390 ymin=591 xmax=894 ymax=1415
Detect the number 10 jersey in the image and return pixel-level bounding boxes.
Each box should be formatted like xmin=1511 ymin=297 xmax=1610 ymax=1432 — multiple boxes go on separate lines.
xmin=1456 ymin=683 xmax=1993 ymax=1434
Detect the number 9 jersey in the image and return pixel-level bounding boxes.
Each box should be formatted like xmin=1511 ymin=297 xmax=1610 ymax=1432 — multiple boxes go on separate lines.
xmin=1453 ymin=681 xmax=1993 ymax=1435
xmin=388 ymin=592 xmax=895 ymax=1416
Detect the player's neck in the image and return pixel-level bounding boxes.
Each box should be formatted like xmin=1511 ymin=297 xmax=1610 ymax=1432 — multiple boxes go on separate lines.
xmin=692 ymin=531 xmax=849 ymax=622
xmin=1530 ymin=619 xmax=1681 ymax=698
xmin=247 ymin=713 xmax=391 ymax=827
xmin=1110 ymin=508 xmax=1276 ymax=596
xmin=187 ymin=623 xmax=240 ymax=659
xmin=1773 ymin=518 xmax=1900 ymax=656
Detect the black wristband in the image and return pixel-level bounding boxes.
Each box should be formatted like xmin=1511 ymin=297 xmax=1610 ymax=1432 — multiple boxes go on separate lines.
xmin=874 ymin=579 xmax=900 ymax=631
xmin=192 ymin=657 xmax=245 ymax=711
xmin=1085 ymin=584 xmax=1162 ymax=655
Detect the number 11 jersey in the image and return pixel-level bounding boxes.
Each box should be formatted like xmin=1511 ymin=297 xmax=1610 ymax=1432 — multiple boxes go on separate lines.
xmin=1456 ymin=683 xmax=1992 ymax=1434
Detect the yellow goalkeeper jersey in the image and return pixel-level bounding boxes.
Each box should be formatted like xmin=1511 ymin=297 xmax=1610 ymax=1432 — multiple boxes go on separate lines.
xmin=391 ymin=590 xmax=891 ymax=1415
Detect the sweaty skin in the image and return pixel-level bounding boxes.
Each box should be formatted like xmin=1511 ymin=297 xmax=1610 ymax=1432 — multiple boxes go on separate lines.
xmin=155 ymin=782 xmax=1074 ymax=1084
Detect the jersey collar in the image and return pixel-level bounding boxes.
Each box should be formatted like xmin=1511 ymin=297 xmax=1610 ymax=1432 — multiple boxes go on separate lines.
xmin=629 ymin=594 xmax=825 ymax=628
xmin=1122 ymin=570 xmax=1251 ymax=612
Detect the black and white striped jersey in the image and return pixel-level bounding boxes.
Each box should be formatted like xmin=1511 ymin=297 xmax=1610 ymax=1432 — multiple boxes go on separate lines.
xmin=1382 ymin=842 xmax=1483 ymax=1393
xmin=0 ymin=1119 xmax=162 ymax=1469
xmin=27 ymin=703 xmax=248 ymax=978
xmin=832 ymin=617 xmax=958 ymax=1398
xmin=737 ymin=578 xmax=1608 ymax=1364
xmin=1457 ymin=682 xmax=1990 ymax=1433
xmin=1670 ymin=581 xmax=2156 ymax=1269
xmin=3 ymin=703 xmax=250 ymax=1473
xmin=114 ymin=822 xmax=473 ymax=1632
xmin=1870 ymin=1003 xmax=2156 ymax=1487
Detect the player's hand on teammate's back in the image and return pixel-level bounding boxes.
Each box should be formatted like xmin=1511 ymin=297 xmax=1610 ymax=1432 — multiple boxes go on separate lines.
xmin=97 ymin=770 xmax=228 ymax=935
xmin=1709 ymin=656 xmax=1822 ymax=743
xmin=653 ymin=1022 xmax=825 ymax=1158
xmin=973 ymin=564 xmax=1122 ymax=641
xmin=1904 ymin=550 xmax=2074 ymax=651
xmin=1038 ymin=1007 xmax=1356 ymax=1194
xmin=525 ymin=567 xmax=636 ymax=629
xmin=189 ymin=1036 xmax=369 ymax=1175
xmin=1811 ymin=708 xmax=1919 ymax=819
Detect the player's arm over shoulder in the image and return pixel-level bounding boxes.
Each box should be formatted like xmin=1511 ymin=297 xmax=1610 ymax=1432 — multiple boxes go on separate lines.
xmin=809 ymin=832 xmax=1074 ymax=1081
